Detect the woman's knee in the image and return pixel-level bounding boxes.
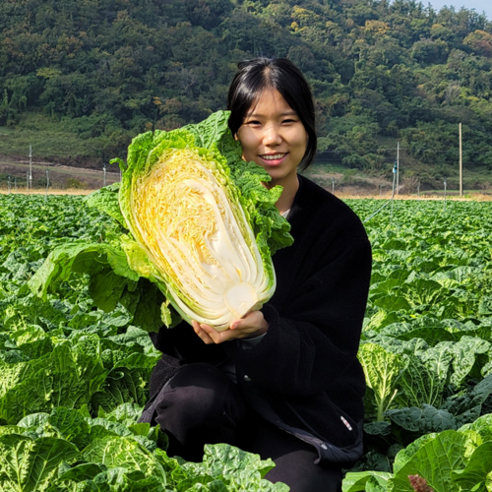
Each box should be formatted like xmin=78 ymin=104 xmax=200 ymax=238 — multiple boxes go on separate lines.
xmin=152 ymin=364 xmax=245 ymax=454
xmin=158 ymin=363 xmax=241 ymax=422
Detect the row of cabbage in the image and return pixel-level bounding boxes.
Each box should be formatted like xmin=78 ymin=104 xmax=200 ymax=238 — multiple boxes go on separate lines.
xmin=1 ymin=194 xmax=492 ymax=491
xmin=346 ymin=199 xmax=492 ymax=492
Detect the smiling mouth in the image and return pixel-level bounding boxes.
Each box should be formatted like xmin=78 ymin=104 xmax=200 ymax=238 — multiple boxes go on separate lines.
xmin=260 ymin=153 xmax=287 ymax=161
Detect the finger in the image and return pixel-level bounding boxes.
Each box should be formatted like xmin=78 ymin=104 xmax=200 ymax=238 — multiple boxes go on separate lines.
xmin=192 ymin=321 xmax=215 ymax=345
xmin=197 ymin=328 xmax=215 ymax=345
xmin=230 ymin=313 xmax=255 ymax=330
xmin=200 ymin=323 xmax=241 ymax=344
xmin=230 ymin=311 xmax=268 ymax=336
xmin=199 ymin=323 xmax=225 ymax=343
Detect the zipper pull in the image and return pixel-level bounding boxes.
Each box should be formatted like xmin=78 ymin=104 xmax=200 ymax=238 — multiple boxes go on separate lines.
xmin=340 ymin=416 xmax=353 ymax=431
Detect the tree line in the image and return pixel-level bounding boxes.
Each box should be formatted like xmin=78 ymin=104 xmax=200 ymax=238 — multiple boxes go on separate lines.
xmin=1 ymin=0 xmax=492 ymax=185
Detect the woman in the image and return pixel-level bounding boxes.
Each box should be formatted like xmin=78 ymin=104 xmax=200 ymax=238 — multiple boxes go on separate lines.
xmin=139 ymin=57 xmax=372 ymax=491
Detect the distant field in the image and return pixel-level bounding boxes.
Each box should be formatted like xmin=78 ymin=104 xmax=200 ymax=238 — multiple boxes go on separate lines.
xmin=0 ymin=159 xmax=120 ymax=190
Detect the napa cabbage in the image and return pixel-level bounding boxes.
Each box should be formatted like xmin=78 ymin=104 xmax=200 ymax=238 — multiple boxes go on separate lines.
xmin=29 ymin=111 xmax=293 ymax=332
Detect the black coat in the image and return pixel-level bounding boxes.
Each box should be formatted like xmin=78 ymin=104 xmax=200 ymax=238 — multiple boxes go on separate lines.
xmin=147 ymin=174 xmax=372 ymax=465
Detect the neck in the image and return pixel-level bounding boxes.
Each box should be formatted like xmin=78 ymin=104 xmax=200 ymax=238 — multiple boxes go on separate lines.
xmin=274 ymin=175 xmax=299 ymax=215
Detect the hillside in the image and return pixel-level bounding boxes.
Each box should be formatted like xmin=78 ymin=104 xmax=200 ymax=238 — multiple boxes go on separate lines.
xmin=1 ymin=0 xmax=492 ymax=191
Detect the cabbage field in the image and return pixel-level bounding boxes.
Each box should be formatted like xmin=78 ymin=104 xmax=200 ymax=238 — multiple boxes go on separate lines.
xmin=1 ymin=193 xmax=492 ymax=491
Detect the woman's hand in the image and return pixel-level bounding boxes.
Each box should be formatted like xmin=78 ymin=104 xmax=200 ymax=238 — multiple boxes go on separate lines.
xmin=192 ymin=310 xmax=269 ymax=345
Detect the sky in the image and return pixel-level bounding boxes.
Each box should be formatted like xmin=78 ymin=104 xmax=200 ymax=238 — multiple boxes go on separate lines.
xmin=426 ymin=0 xmax=492 ymax=20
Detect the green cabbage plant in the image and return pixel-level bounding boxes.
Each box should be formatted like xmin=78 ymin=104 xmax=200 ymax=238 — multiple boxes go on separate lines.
xmin=29 ymin=111 xmax=293 ymax=332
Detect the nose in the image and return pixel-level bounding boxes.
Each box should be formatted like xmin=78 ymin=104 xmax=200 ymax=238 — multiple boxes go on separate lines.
xmin=262 ymin=124 xmax=282 ymax=146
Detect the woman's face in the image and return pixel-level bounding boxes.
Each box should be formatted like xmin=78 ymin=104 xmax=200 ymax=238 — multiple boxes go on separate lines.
xmin=236 ymin=87 xmax=308 ymax=190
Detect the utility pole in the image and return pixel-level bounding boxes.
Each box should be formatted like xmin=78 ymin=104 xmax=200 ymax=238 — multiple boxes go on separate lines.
xmin=396 ymin=141 xmax=400 ymax=196
xmin=459 ymin=123 xmax=463 ymax=197
xmin=29 ymin=144 xmax=33 ymax=190
xmin=45 ymin=169 xmax=49 ymax=200
xmin=444 ymin=178 xmax=447 ymax=212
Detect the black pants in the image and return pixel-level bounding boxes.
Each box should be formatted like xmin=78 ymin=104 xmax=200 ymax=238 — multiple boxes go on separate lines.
xmin=139 ymin=363 xmax=342 ymax=492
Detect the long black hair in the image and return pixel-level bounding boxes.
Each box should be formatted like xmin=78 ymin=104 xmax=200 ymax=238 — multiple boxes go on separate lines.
xmin=226 ymin=57 xmax=317 ymax=171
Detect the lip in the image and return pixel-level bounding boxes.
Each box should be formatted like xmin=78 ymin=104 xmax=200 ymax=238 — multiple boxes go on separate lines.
xmin=259 ymin=152 xmax=288 ymax=166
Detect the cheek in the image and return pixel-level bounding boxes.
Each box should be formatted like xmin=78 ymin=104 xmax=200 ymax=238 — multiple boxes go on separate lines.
xmin=237 ymin=130 xmax=257 ymax=158
xmin=291 ymin=130 xmax=308 ymax=156
xmin=299 ymin=130 xmax=309 ymax=155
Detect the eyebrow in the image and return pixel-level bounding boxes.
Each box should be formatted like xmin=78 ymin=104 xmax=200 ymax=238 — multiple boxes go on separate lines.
xmin=245 ymin=110 xmax=298 ymax=118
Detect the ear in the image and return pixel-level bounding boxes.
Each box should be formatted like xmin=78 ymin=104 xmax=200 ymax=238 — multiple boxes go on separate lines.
xmin=234 ymin=133 xmax=239 ymax=141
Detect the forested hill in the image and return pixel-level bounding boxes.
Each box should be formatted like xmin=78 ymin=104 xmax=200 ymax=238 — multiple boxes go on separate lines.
xmin=1 ymin=0 xmax=492 ymax=186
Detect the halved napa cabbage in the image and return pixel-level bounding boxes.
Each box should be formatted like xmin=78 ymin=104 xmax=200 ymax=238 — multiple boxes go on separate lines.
xmin=118 ymin=111 xmax=293 ymax=331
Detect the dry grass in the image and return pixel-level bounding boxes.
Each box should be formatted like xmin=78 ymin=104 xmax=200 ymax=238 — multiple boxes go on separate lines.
xmin=334 ymin=190 xmax=492 ymax=201
xmin=3 ymin=187 xmax=492 ymax=201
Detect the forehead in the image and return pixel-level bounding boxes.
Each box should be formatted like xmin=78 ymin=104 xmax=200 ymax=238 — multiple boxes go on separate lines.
xmin=246 ymin=88 xmax=296 ymax=116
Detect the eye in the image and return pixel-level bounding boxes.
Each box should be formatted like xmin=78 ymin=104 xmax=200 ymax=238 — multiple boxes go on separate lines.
xmin=282 ymin=118 xmax=297 ymax=124
xmin=245 ymin=119 xmax=262 ymax=127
